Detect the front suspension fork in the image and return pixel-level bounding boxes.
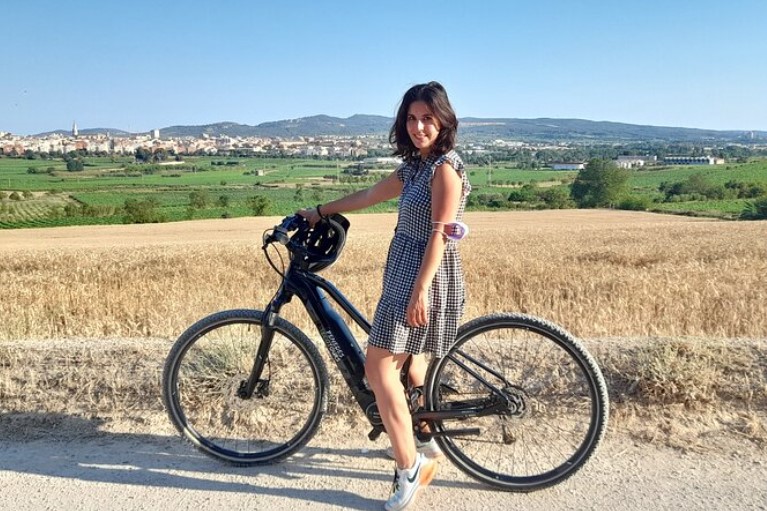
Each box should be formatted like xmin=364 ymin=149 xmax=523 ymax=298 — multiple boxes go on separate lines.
xmin=237 ymin=301 xmax=283 ymax=399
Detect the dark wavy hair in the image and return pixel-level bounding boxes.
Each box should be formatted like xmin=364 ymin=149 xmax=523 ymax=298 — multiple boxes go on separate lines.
xmin=389 ymin=81 xmax=458 ymax=161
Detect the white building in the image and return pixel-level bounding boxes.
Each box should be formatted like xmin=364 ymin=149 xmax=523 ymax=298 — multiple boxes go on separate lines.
xmin=616 ymin=155 xmax=657 ymax=168
xmin=664 ymin=156 xmax=725 ymax=165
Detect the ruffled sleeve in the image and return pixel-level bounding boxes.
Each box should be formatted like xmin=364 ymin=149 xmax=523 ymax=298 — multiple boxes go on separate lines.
xmin=431 ymin=150 xmax=471 ymax=198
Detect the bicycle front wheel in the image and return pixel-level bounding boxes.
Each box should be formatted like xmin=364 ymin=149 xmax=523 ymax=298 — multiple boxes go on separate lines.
xmin=162 ymin=309 xmax=329 ymax=465
xmin=425 ymin=313 xmax=609 ymax=491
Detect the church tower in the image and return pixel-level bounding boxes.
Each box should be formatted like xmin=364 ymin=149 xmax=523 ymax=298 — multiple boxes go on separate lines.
xmin=72 ymin=121 xmax=79 ymax=138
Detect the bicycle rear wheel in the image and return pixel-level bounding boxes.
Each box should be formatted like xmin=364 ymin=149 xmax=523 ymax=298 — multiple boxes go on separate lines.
xmin=162 ymin=309 xmax=329 ymax=465
xmin=425 ymin=313 xmax=608 ymax=491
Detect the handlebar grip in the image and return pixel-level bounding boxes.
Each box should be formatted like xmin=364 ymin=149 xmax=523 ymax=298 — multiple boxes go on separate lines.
xmin=263 ymin=214 xmax=307 ymax=248
xmin=273 ymin=227 xmax=290 ymax=245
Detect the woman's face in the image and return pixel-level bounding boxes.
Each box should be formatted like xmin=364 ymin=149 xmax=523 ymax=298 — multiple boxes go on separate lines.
xmin=406 ymin=101 xmax=441 ymax=157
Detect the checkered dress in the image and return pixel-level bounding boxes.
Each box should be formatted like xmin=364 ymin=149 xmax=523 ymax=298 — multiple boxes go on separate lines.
xmin=368 ymin=150 xmax=471 ymax=358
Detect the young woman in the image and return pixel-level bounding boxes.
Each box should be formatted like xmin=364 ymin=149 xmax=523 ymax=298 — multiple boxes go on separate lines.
xmin=299 ymin=81 xmax=470 ymax=511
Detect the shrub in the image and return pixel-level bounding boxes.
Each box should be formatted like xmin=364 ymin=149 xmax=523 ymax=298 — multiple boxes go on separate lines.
xmin=9 ymin=192 xmax=21 ymax=201
xmin=661 ymin=175 xmax=726 ymax=201
xmin=65 ymin=157 xmax=84 ymax=172
xmin=617 ymin=196 xmax=650 ymax=211
xmin=745 ymin=185 xmax=767 ymax=198
xmin=189 ymin=190 xmax=210 ymax=209
xmin=740 ymin=197 xmax=767 ymax=220
xmin=470 ymin=193 xmax=507 ymax=209
xmin=123 ymin=198 xmax=166 ymax=224
xmin=507 ymin=184 xmax=537 ymax=203
xmin=725 ymin=180 xmax=767 ymax=199
xmin=539 ymin=187 xmax=575 ymax=209
xmin=246 ymin=195 xmax=271 ymax=216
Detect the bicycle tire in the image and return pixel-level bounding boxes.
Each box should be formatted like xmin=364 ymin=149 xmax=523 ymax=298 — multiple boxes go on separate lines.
xmin=162 ymin=309 xmax=329 ymax=465
xmin=424 ymin=313 xmax=609 ymax=491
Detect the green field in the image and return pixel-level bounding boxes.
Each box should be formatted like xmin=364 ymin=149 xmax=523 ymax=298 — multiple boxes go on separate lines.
xmin=0 ymin=156 xmax=396 ymax=228
xmin=467 ymin=165 xmax=576 ymax=186
xmin=628 ymin=162 xmax=767 ymax=189
xmin=1 ymin=155 xmax=766 ymax=228
xmin=623 ymin=161 xmax=767 ymax=217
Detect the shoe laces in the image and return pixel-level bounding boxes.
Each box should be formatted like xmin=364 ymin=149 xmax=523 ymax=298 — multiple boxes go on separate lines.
xmin=390 ymin=466 xmax=401 ymax=495
xmin=390 ymin=457 xmax=417 ymax=496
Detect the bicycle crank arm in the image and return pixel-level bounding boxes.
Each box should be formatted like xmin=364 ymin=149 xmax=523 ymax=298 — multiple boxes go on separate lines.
xmin=368 ymin=425 xmax=385 ymax=441
xmin=430 ymin=428 xmax=481 ymax=439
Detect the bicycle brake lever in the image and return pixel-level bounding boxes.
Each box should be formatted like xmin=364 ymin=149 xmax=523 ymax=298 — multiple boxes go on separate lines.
xmin=263 ymin=215 xmax=302 ymax=248
xmin=273 ymin=227 xmax=290 ymax=245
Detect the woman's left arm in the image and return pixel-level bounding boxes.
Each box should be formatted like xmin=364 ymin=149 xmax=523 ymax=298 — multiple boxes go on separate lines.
xmin=406 ymin=162 xmax=463 ymax=327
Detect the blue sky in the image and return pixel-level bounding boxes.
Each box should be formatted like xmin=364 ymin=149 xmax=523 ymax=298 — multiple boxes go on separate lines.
xmin=3 ymin=0 xmax=766 ymax=135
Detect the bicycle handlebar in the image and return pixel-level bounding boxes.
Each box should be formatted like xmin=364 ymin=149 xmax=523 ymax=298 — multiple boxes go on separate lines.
xmin=262 ymin=215 xmax=307 ymax=248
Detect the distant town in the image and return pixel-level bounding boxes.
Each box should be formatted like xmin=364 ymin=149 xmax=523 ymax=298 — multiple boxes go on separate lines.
xmin=0 ymin=121 xmax=747 ymax=169
xmin=1 ymin=123 xmax=381 ymax=159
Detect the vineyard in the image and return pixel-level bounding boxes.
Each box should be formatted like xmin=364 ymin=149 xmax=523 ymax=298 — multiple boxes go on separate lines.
xmin=0 ymin=192 xmax=81 ymax=228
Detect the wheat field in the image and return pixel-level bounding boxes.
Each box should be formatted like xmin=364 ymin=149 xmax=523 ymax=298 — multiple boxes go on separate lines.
xmin=1 ymin=210 xmax=765 ymax=448
xmin=1 ymin=210 xmax=765 ymax=340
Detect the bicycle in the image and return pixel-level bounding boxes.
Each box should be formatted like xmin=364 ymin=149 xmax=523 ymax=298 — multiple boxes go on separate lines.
xmin=162 ymin=213 xmax=609 ymax=492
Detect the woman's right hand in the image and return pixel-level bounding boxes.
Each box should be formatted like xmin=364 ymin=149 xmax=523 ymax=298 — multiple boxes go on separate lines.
xmin=296 ymin=206 xmax=322 ymax=227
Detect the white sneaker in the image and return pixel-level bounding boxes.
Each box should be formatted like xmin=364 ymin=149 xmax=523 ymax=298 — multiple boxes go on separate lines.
xmin=385 ymin=436 xmax=443 ymax=460
xmin=384 ymin=453 xmax=437 ymax=511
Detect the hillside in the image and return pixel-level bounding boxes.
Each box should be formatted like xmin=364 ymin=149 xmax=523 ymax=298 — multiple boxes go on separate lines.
xmin=158 ymin=116 xmax=763 ymax=142
xmin=36 ymin=116 xmax=765 ymax=143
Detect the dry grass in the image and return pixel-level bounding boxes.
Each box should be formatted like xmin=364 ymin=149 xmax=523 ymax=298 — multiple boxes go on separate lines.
xmin=1 ymin=210 xmax=766 ymax=449
xmin=0 ymin=338 xmax=170 ymax=439
xmin=594 ymin=336 xmax=767 ymax=450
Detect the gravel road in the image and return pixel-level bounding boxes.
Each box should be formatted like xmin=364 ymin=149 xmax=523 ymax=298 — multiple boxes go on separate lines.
xmin=1 ymin=428 xmax=764 ymax=511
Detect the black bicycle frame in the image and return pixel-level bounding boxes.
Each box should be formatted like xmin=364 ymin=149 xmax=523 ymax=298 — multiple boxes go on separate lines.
xmin=240 ymin=248 xmax=510 ymax=441
xmin=239 ymin=259 xmax=384 ymax=432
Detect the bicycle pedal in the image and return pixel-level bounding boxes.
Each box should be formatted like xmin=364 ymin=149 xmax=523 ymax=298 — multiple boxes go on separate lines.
xmin=368 ymin=426 xmax=384 ymax=441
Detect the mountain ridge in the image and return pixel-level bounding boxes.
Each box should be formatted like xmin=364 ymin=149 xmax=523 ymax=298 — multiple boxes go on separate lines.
xmin=34 ymin=115 xmax=765 ymax=143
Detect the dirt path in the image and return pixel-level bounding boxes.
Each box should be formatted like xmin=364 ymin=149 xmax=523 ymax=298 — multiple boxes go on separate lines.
xmin=1 ymin=428 xmax=765 ymax=511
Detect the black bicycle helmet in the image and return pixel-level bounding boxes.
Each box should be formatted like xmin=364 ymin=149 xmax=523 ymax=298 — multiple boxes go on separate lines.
xmin=290 ymin=213 xmax=350 ymax=272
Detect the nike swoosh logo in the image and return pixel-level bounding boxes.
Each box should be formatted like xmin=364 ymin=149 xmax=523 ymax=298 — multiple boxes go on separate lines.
xmin=406 ymin=462 xmax=421 ymax=484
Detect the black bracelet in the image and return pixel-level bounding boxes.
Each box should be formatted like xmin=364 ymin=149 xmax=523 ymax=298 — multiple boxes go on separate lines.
xmin=316 ymin=204 xmax=327 ymax=219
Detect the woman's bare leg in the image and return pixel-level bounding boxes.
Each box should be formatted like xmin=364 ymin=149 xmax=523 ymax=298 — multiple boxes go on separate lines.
xmin=365 ymin=345 xmax=416 ymax=469
xmin=406 ymin=353 xmax=432 ymax=434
